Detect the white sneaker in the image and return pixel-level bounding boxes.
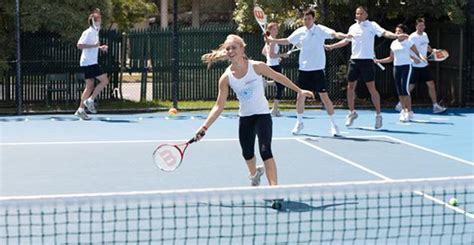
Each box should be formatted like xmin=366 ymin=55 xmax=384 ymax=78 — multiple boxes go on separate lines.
xmin=270 ymin=108 xmax=282 ymax=117
xmin=399 ymin=111 xmax=409 ymax=123
xmin=292 ymin=121 xmax=304 ymax=135
xmin=345 ymin=111 xmax=358 ymax=127
xmin=375 ymin=114 xmax=383 ymax=129
xmin=74 ymin=109 xmax=91 ymax=120
xmin=407 ymin=111 xmax=415 ymax=121
xmin=249 ymin=166 xmax=265 ymax=186
xmin=395 ymin=102 xmax=402 ymax=112
xmin=433 ymin=104 xmax=447 ymax=114
xmin=330 ymin=124 xmax=340 ymax=137
xmin=84 ymin=98 xmax=97 ymax=114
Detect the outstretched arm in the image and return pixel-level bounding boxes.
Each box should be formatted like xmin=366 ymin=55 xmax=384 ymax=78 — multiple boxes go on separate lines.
xmin=375 ymin=51 xmax=394 ymax=64
xmin=254 ymin=62 xmax=314 ymax=98
xmin=195 ymin=73 xmax=229 ymax=140
xmin=265 ymin=36 xmax=291 ymax=46
xmin=325 ymin=39 xmax=350 ymax=51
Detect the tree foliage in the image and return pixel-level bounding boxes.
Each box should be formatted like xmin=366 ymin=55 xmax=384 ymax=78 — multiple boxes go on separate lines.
xmin=111 ymin=0 xmax=157 ymax=31
xmin=234 ymin=0 xmax=468 ymax=33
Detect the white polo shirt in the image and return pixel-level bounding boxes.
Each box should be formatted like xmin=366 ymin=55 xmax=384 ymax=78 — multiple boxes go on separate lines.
xmin=287 ymin=24 xmax=335 ymax=71
xmin=347 ymin=20 xmax=386 ymax=59
xmin=77 ymin=27 xmax=99 ymax=67
xmin=390 ymin=39 xmax=414 ymax=66
xmin=409 ymin=32 xmax=429 ymax=68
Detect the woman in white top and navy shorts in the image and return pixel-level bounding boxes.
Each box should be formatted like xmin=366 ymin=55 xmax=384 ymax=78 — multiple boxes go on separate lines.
xmin=195 ymin=34 xmax=313 ymax=187
xmin=375 ymin=24 xmax=425 ymax=122
xmin=262 ymin=22 xmax=289 ymax=117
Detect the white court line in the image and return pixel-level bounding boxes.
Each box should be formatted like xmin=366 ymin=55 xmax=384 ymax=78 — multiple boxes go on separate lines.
xmin=295 ymin=138 xmax=474 ymax=219
xmin=382 ymin=135 xmax=474 ymax=167
xmin=0 ymin=135 xmax=386 ymax=146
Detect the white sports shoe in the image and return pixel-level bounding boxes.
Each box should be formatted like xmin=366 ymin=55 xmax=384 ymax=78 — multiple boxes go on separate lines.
xmin=407 ymin=111 xmax=415 ymax=121
xmin=330 ymin=124 xmax=340 ymax=137
xmin=84 ymin=98 xmax=97 ymax=114
xmin=270 ymin=108 xmax=282 ymax=117
xmin=74 ymin=109 xmax=91 ymax=120
xmin=375 ymin=114 xmax=383 ymax=129
xmin=399 ymin=111 xmax=409 ymax=123
xmin=345 ymin=111 xmax=358 ymax=127
xmin=249 ymin=166 xmax=265 ymax=186
xmin=395 ymin=102 xmax=402 ymax=112
xmin=433 ymin=104 xmax=447 ymax=114
xmin=292 ymin=121 xmax=304 ymax=135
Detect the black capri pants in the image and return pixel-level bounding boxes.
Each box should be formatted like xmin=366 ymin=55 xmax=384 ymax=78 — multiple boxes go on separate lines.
xmin=269 ymin=65 xmax=285 ymax=100
xmin=393 ymin=65 xmax=412 ymax=96
xmin=239 ymin=114 xmax=273 ymax=161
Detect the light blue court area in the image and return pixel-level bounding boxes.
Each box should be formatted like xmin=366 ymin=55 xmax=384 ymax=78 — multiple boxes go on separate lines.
xmin=1 ymin=108 xmax=472 ymax=196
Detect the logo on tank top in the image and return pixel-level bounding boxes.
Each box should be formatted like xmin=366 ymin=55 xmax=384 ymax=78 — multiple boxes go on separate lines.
xmin=237 ymin=79 xmax=257 ymax=101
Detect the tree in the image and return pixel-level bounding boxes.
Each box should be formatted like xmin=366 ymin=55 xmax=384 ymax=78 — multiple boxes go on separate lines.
xmin=110 ymin=0 xmax=157 ymax=31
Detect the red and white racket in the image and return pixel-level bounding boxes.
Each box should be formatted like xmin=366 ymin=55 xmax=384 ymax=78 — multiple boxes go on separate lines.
xmin=253 ymin=6 xmax=269 ymax=36
xmin=428 ymin=49 xmax=449 ymax=62
xmin=153 ymin=132 xmax=205 ymax=171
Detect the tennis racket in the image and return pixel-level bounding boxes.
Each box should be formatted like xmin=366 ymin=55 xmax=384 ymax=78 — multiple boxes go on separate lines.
xmin=153 ymin=132 xmax=205 ymax=171
xmin=253 ymin=6 xmax=269 ymax=36
xmin=373 ymin=56 xmax=385 ymax=71
xmin=428 ymin=49 xmax=449 ymax=62
xmin=286 ymin=42 xmax=302 ymax=55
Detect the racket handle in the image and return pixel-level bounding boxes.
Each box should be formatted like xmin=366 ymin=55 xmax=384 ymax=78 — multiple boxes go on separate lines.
xmin=376 ymin=62 xmax=385 ymax=71
xmin=188 ymin=131 xmax=206 ymax=144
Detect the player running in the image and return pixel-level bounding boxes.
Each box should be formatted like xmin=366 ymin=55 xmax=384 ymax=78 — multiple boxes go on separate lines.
xmin=266 ymin=9 xmax=350 ymax=136
xmin=261 ymin=22 xmax=290 ymax=117
xmin=195 ymin=34 xmax=314 ymax=186
xmin=375 ymin=24 xmax=426 ymax=122
xmin=75 ymin=9 xmax=109 ymax=120
xmin=325 ymin=6 xmax=409 ymax=129
xmin=394 ymin=17 xmax=447 ymax=114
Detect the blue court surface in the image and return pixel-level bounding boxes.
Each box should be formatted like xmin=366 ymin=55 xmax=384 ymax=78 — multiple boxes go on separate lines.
xmin=1 ymin=108 xmax=473 ymax=244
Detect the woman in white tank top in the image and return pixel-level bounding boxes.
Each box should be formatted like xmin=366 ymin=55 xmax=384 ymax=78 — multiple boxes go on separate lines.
xmin=195 ymin=34 xmax=313 ymax=187
xmin=261 ymin=22 xmax=290 ymax=117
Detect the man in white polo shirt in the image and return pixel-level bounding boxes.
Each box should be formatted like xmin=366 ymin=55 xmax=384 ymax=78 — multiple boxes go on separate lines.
xmin=266 ymin=9 xmax=349 ymax=136
xmin=75 ymin=9 xmax=109 ymax=120
xmin=326 ymin=6 xmax=408 ymax=129
xmin=398 ymin=17 xmax=447 ymax=114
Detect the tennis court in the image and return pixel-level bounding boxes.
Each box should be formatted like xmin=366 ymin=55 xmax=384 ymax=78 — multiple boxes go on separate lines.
xmin=1 ymin=108 xmax=473 ymax=244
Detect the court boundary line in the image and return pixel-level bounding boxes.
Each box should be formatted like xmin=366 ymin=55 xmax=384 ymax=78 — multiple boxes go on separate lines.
xmin=0 ymin=135 xmax=384 ymax=146
xmin=295 ymin=138 xmax=474 ymax=219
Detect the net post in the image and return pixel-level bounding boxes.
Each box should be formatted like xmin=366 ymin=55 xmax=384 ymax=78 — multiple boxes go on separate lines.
xmin=15 ymin=0 xmax=22 ymax=115
xmin=171 ymin=0 xmax=179 ymax=109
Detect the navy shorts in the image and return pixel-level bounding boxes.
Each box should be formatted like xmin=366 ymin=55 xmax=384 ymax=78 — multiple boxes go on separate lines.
xmin=82 ymin=64 xmax=105 ymax=79
xmin=269 ymin=65 xmax=285 ymax=100
xmin=347 ymin=59 xmax=375 ymax=83
xmin=393 ymin=65 xmax=412 ymax=96
xmin=298 ymin=70 xmax=327 ymax=93
xmin=409 ymin=66 xmax=434 ymax=84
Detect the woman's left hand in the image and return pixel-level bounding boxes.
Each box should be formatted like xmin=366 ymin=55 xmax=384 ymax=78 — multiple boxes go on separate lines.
xmin=299 ymin=89 xmax=315 ymax=99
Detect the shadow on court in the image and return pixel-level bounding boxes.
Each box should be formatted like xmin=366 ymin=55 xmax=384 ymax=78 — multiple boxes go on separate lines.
xmin=295 ymin=133 xmax=399 ymax=144
xmin=351 ymin=127 xmax=450 ymax=136
xmin=198 ymin=200 xmax=359 ymax=213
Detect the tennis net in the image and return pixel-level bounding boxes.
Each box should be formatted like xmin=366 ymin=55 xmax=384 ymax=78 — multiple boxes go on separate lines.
xmin=1 ymin=176 xmax=473 ymax=244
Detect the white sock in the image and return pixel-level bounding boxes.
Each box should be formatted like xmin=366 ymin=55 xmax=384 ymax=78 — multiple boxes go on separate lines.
xmin=329 ymin=115 xmax=336 ymax=126
xmin=296 ymin=113 xmax=303 ymax=123
xmin=433 ymin=102 xmax=439 ymax=107
xmin=86 ymin=97 xmax=94 ymax=103
xmin=78 ymin=107 xmax=85 ymax=112
xmin=376 ymin=113 xmax=381 ymax=116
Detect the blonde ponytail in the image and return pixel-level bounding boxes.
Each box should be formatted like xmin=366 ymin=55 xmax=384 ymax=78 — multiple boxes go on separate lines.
xmin=201 ymin=34 xmax=247 ymax=69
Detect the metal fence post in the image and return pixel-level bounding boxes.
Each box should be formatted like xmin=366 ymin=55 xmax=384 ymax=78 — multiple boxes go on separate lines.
xmin=15 ymin=0 xmax=22 ymax=115
xmin=171 ymin=0 xmax=179 ymax=109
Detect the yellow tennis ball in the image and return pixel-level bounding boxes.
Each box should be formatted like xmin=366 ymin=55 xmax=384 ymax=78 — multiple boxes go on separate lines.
xmin=168 ymin=108 xmax=178 ymax=116
xmin=448 ymin=197 xmax=458 ymax=206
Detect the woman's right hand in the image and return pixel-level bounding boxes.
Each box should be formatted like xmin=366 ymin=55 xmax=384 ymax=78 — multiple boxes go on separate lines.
xmin=194 ymin=126 xmax=207 ymax=141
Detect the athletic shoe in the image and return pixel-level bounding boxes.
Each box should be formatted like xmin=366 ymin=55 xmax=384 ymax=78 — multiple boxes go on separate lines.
xmin=375 ymin=114 xmax=383 ymax=129
xmin=249 ymin=166 xmax=265 ymax=186
xmin=395 ymin=102 xmax=402 ymax=112
xmin=292 ymin=122 xmax=304 ymax=135
xmin=433 ymin=104 xmax=447 ymax=114
xmin=330 ymin=124 xmax=340 ymax=137
xmin=84 ymin=98 xmax=97 ymax=114
xmin=75 ymin=109 xmax=91 ymax=120
xmin=270 ymin=108 xmax=282 ymax=117
xmin=407 ymin=111 xmax=415 ymax=121
xmin=399 ymin=111 xmax=409 ymax=123
xmin=345 ymin=111 xmax=358 ymax=127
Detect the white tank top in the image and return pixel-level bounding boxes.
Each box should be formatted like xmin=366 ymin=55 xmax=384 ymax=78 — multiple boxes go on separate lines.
xmin=265 ymin=44 xmax=280 ymax=66
xmin=227 ymin=60 xmax=270 ymax=117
